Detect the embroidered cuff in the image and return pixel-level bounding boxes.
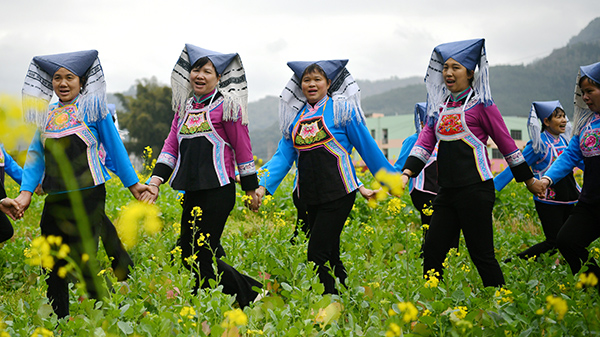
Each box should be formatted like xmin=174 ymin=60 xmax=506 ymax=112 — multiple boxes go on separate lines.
xmin=237 ymin=160 xmax=256 ymax=177
xmin=504 ymin=149 xmax=526 ymax=168
xmin=409 ymin=145 xmax=431 ymax=164
xmin=240 ymin=172 xmax=259 ymax=191
xmin=156 ymin=152 xmax=177 ymax=169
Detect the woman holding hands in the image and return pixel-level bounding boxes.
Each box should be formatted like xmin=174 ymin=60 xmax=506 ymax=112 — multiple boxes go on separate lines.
xmin=537 ymin=62 xmax=600 ymax=284
xmin=15 ymin=50 xmax=149 ymax=318
xmin=142 ymin=44 xmax=262 ymax=307
xmin=257 ymin=59 xmax=397 ymax=294
xmin=401 ymin=39 xmax=536 ymax=288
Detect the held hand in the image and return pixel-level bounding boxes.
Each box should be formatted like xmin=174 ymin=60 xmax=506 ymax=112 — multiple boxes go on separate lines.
xmin=358 ymin=185 xmax=376 ymax=201
xmin=34 ymin=184 xmax=46 ymax=196
xmin=255 ymin=186 xmax=266 ymax=200
xmin=525 ymin=178 xmax=546 ymax=198
xmin=15 ymin=191 xmax=32 ymax=214
xmin=129 ymin=183 xmax=152 ymax=201
xmin=530 ymin=178 xmax=550 ymax=199
xmin=245 ymin=190 xmax=261 ymax=212
xmin=0 ymin=198 xmax=23 ymax=220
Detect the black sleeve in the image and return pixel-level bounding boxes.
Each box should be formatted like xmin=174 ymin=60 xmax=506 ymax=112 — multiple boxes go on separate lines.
xmin=152 ymin=163 xmax=174 ymax=183
xmin=509 ymin=162 xmax=534 ymax=182
xmin=240 ymin=172 xmax=259 ymax=191
xmin=403 ymin=156 xmax=427 ymax=177
xmin=0 ymin=184 xmax=7 ymax=200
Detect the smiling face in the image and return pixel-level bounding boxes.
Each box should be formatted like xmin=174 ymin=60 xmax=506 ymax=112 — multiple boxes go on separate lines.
xmin=580 ymin=77 xmax=600 ymax=113
xmin=301 ymin=69 xmax=331 ymax=105
xmin=52 ymin=67 xmax=81 ymax=102
xmin=543 ymin=108 xmax=567 ymax=136
xmin=189 ymin=60 xmax=220 ymax=97
xmin=442 ymin=58 xmax=473 ymax=93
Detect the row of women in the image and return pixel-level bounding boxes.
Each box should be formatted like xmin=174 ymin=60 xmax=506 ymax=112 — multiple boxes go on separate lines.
xmin=1 ymin=38 xmax=599 ymax=319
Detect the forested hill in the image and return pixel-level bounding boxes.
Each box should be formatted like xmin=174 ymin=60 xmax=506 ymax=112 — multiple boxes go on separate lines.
xmin=361 ymin=17 xmax=600 ymax=118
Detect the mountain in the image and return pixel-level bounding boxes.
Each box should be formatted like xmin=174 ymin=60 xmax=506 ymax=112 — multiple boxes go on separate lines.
xmin=360 ymin=18 xmax=600 ymax=118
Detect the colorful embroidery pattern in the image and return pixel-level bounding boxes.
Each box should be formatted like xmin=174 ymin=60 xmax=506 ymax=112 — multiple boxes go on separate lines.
xmin=238 ymin=160 xmax=256 ymax=177
xmin=180 ymin=112 xmax=212 ymax=135
xmin=46 ymin=105 xmax=80 ymax=132
xmin=580 ymin=129 xmax=600 ymax=157
xmin=504 ymin=149 xmax=526 ymax=167
xmin=437 ymin=113 xmax=464 ymax=136
xmin=409 ymin=145 xmax=431 ymax=164
xmin=0 ymin=150 xmax=4 ymax=165
xmin=293 ymin=117 xmax=332 ymax=149
xmin=157 ymin=152 xmax=177 ymax=169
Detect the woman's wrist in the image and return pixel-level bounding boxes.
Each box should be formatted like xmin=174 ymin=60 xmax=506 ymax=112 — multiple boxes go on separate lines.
xmin=525 ymin=178 xmax=537 ymax=187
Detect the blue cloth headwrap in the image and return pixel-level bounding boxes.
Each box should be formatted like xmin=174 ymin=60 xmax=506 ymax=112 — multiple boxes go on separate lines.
xmin=23 ymin=50 xmax=107 ymax=127
xmin=573 ymin=61 xmax=600 ymax=136
xmin=528 ymin=100 xmax=571 ymax=155
xmin=279 ymin=59 xmax=363 ymax=139
xmin=433 ymin=39 xmax=484 ymax=71
xmin=185 ymin=44 xmax=238 ymax=75
xmin=425 ymin=38 xmax=491 ymax=127
xmin=32 ymin=50 xmax=98 ymax=77
xmin=287 ymin=60 xmax=348 ymax=81
xmin=171 ymin=44 xmax=249 ymax=124
xmin=581 ymin=62 xmax=600 ymax=84
xmin=414 ymin=102 xmax=427 ymax=133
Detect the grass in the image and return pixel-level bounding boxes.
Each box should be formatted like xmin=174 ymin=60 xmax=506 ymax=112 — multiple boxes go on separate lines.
xmin=0 ymin=170 xmax=599 ymax=336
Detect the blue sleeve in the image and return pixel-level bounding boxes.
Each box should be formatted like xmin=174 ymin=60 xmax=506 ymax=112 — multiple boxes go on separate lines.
xmin=2 ymin=146 xmax=23 ymax=185
xmin=259 ymin=136 xmax=297 ymax=195
xmin=21 ymin=130 xmax=46 ymax=193
xmin=545 ymin=134 xmax=584 ymax=184
xmin=96 ymin=115 xmax=139 ymax=187
xmin=394 ymin=133 xmax=417 ymax=171
xmin=345 ymin=118 xmax=397 ymax=176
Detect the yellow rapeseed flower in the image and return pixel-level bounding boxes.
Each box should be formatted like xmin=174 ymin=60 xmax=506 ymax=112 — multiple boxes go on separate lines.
xmin=545 ymin=295 xmax=567 ymax=320
xmin=451 ymin=306 xmax=468 ymax=320
xmin=386 ymin=198 xmax=403 ymax=216
xmin=385 ymin=322 xmax=401 ymax=337
xmin=397 ymin=302 xmax=418 ymax=323
xmin=117 ymin=201 xmax=163 ymax=248
xmin=179 ymin=306 xmax=196 ymax=319
xmin=576 ymin=272 xmax=599 ymax=289
xmin=221 ymin=308 xmax=248 ymax=328
xmin=375 ymin=169 xmax=404 ymax=196
xmin=30 ymin=327 xmax=53 ymax=337
xmin=0 ymin=94 xmax=36 ymax=153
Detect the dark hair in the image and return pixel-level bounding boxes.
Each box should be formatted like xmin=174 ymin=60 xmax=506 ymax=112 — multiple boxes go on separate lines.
xmin=467 ymin=69 xmax=475 ymax=86
xmin=579 ymin=75 xmax=600 ymax=90
xmin=301 ymin=63 xmax=329 ymax=81
xmin=541 ymin=107 xmax=565 ymax=132
xmin=191 ymin=56 xmax=219 ymax=75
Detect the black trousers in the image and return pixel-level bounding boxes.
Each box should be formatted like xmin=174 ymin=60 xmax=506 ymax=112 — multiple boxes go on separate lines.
xmin=290 ymin=189 xmax=310 ymax=242
xmin=423 ymin=180 xmax=505 ymax=287
xmin=515 ymin=201 xmax=574 ymax=260
xmin=181 ymin=183 xmax=261 ymax=307
xmin=306 ymin=191 xmax=356 ymax=294
xmin=100 ymin=214 xmax=133 ymax=281
xmin=410 ymin=190 xmax=435 ymax=227
xmin=556 ymin=201 xmax=600 ymax=279
xmin=41 ymin=185 xmax=106 ymax=318
xmin=0 ymin=212 xmax=13 ymax=244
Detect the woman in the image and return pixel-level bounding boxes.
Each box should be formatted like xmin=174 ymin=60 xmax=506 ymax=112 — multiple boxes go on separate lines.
xmin=537 ymin=61 xmax=600 ymax=284
xmin=142 ymin=44 xmax=262 ymax=307
xmin=495 ymin=101 xmax=581 ymax=262
xmin=256 ymin=59 xmax=398 ymax=294
xmin=0 ymin=144 xmax=23 ymax=242
xmin=401 ymin=39 xmax=536 ymax=288
xmin=16 ymin=50 xmax=149 ymax=318
xmin=394 ymin=102 xmax=447 ymax=252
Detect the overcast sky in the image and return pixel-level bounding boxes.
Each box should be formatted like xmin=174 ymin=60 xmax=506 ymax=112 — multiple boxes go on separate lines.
xmin=1 ymin=0 xmax=599 ymax=102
